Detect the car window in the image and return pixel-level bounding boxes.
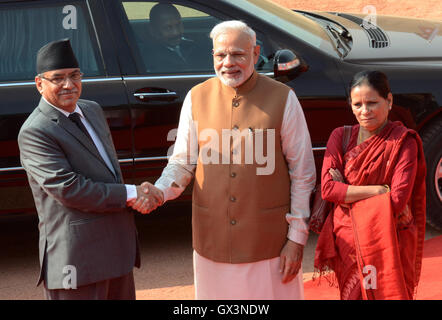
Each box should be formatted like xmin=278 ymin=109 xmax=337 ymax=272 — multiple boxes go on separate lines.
xmin=0 ymin=2 xmax=104 ymax=82
xmin=225 ymin=0 xmax=335 ymax=52
xmin=121 ymin=1 xmax=274 ymax=74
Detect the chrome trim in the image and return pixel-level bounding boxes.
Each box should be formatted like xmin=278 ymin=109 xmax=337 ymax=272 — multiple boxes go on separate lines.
xmin=0 ymin=72 xmax=274 ymax=87
xmin=0 ymin=156 xmax=170 ymax=173
xmin=82 ymin=77 xmax=122 ymax=83
xmin=134 ymin=92 xmax=177 ymax=97
xmin=0 ymin=81 xmax=35 ymax=87
xmin=0 ymin=166 xmax=24 ymax=173
xmin=125 ymin=151 xmax=331 ymax=164
xmin=1 ymin=149 xmax=328 ymax=172
xmin=132 ymin=156 xmax=170 ymax=162
xmin=86 ymin=0 xmax=107 ymax=74
xmin=116 ymin=156 xmax=170 ymax=165
xmin=124 ymin=74 xmax=215 ymax=81
xmin=105 ymin=156 xmax=170 ymax=164
xmin=123 ymin=71 xmax=274 ymax=81
xmin=0 ymin=77 xmax=123 ymax=87
xmin=118 ymin=158 xmax=134 ymax=164
xmin=129 ymin=150 xmax=326 ymax=163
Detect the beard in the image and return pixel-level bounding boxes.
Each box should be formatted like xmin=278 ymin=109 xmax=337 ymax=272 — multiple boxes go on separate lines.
xmin=215 ymin=64 xmax=254 ymax=88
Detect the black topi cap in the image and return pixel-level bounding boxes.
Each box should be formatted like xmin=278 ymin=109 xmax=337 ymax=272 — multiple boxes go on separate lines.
xmin=36 ymin=39 xmax=79 ymax=74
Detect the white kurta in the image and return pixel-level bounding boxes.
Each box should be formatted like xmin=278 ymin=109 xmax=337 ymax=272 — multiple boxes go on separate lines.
xmin=155 ymin=87 xmax=316 ymax=300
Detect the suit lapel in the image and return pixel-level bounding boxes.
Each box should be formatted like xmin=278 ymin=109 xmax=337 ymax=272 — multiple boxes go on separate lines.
xmin=38 ymin=98 xmax=119 ymax=181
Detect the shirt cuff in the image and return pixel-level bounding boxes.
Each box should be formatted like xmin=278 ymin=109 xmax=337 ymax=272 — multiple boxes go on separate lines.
xmin=125 ymin=184 xmax=137 ymax=202
xmin=154 ymin=180 xmax=185 ymax=203
xmin=287 ymin=218 xmax=309 ymax=246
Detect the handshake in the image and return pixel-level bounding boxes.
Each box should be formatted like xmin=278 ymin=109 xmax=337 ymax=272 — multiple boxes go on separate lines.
xmin=127 ymin=182 xmax=164 ymax=214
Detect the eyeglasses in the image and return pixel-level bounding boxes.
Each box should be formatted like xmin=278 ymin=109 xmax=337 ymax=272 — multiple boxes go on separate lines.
xmin=39 ymin=72 xmax=83 ymax=85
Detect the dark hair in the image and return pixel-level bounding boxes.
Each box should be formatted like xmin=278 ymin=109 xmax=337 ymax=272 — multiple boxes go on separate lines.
xmin=149 ymin=3 xmax=180 ymax=26
xmin=348 ymin=70 xmax=391 ymax=101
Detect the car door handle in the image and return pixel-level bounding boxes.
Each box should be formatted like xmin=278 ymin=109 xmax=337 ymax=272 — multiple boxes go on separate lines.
xmin=134 ymin=89 xmax=178 ymax=102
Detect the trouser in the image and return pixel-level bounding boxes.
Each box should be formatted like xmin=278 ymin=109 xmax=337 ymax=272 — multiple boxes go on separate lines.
xmin=43 ymin=271 xmax=135 ymax=300
xmin=193 ymin=251 xmax=304 ymax=300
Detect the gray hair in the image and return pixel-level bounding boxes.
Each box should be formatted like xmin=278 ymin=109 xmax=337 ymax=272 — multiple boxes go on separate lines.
xmin=210 ymin=20 xmax=256 ymax=46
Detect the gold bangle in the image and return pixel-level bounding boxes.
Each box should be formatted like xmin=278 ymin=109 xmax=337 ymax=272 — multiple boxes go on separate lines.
xmin=383 ymin=184 xmax=390 ymax=192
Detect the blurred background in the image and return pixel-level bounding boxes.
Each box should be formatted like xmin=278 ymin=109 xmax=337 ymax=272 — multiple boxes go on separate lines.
xmin=274 ymin=0 xmax=441 ymax=20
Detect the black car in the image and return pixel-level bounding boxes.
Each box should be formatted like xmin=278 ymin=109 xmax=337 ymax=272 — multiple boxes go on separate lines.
xmin=0 ymin=0 xmax=441 ymax=229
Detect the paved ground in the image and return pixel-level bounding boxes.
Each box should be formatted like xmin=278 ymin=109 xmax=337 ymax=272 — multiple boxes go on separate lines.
xmin=0 ymin=203 xmax=440 ymax=300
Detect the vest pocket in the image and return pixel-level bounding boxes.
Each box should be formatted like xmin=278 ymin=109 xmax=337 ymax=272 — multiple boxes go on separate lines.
xmin=192 ymin=202 xmax=210 ymax=213
xmin=260 ymin=204 xmax=289 ymax=214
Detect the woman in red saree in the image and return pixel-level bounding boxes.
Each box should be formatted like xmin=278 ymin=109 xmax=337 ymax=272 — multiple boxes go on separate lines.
xmin=314 ymin=71 xmax=427 ymax=300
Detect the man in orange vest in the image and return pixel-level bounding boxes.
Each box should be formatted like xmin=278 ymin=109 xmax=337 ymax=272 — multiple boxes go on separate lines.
xmin=144 ymin=20 xmax=316 ymax=299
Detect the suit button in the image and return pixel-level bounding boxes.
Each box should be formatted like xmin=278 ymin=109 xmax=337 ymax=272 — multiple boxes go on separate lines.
xmin=230 ymin=196 xmax=236 ymax=202
xmin=231 ymin=220 xmax=237 ymax=225
xmin=230 ymin=172 xmax=236 ymax=178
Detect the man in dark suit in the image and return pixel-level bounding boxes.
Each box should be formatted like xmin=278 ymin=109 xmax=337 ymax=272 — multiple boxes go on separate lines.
xmin=140 ymin=3 xmax=211 ymax=72
xmin=18 ymin=39 xmax=162 ymax=300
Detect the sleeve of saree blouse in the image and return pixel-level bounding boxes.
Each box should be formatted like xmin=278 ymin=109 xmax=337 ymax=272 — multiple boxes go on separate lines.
xmin=390 ymin=135 xmax=418 ymax=214
xmin=321 ymin=127 xmax=350 ymax=203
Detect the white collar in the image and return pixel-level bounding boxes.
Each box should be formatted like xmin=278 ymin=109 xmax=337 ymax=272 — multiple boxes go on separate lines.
xmin=43 ymin=97 xmax=83 ymax=118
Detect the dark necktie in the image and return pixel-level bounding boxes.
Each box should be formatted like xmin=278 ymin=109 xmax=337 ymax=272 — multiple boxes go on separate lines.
xmin=68 ymin=112 xmax=94 ymax=143
xmin=68 ymin=112 xmax=116 ymax=178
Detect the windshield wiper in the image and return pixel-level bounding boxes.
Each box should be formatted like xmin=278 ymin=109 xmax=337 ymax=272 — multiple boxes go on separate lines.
xmin=325 ymin=24 xmax=351 ymax=58
xmin=295 ymin=11 xmax=352 ymax=58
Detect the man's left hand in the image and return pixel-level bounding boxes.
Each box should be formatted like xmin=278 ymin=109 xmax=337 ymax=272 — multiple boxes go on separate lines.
xmin=279 ymin=240 xmax=304 ymax=284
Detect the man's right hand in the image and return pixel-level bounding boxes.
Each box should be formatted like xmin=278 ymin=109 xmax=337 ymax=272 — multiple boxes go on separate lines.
xmin=129 ymin=182 xmax=164 ymax=214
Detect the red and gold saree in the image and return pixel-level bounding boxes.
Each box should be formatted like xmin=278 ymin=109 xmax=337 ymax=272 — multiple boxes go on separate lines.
xmin=314 ymin=121 xmax=426 ymax=300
